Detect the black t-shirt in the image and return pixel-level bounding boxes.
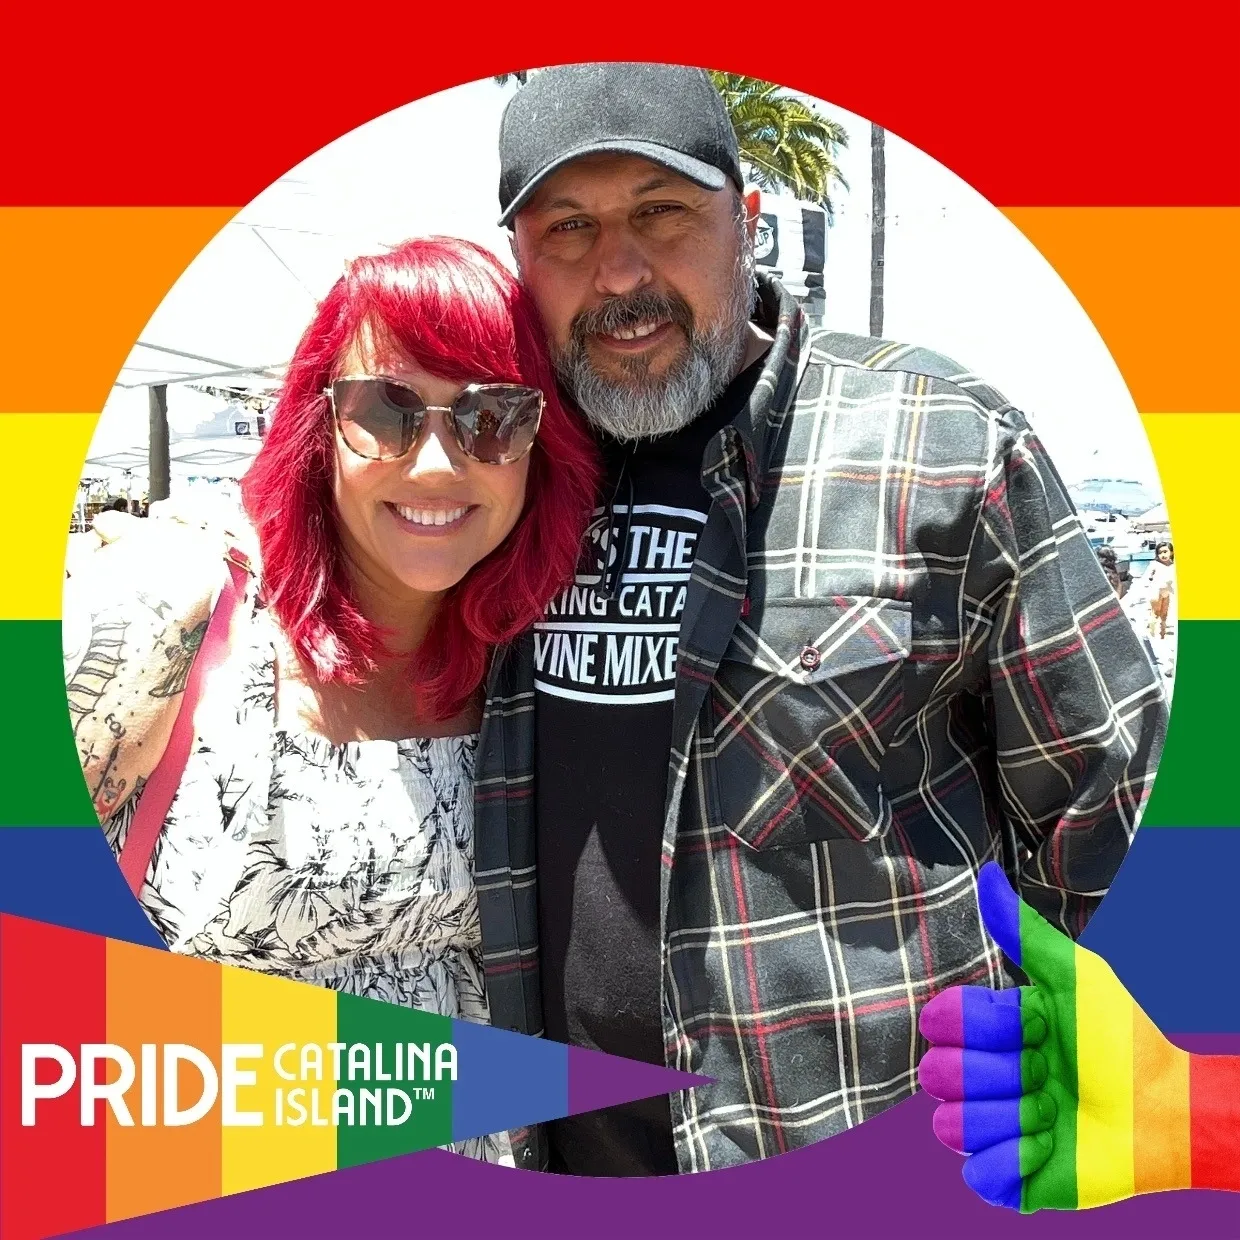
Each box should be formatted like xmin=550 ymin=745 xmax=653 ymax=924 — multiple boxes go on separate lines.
xmin=534 ymin=359 xmax=763 ymax=1176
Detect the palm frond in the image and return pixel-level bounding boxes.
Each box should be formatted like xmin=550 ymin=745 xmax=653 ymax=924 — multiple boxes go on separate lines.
xmin=707 ymin=70 xmax=849 ymax=217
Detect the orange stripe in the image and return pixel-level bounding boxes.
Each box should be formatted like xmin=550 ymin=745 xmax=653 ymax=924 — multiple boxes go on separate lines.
xmin=0 ymin=207 xmax=235 ymax=413
xmin=105 ymin=939 xmax=222 ymax=1221
xmin=1132 ymin=1003 xmax=1191 ymax=1193
xmin=1001 ymin=207 xmax=1240 ymax=413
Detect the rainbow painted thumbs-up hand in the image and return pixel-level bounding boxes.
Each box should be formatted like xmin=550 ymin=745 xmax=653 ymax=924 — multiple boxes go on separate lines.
xmin=918 ymin=862 xmax=1240 ymax=1212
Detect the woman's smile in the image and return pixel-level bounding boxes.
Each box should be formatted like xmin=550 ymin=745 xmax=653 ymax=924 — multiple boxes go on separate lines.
xmin=385 ymin=500 xmax=478 ymax=534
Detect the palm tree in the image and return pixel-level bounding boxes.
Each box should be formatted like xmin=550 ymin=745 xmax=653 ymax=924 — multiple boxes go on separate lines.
xmin=707 ymin=72 xmax=848 ymax=218
xmin=492 ymin=72 xmax=528 ymax=87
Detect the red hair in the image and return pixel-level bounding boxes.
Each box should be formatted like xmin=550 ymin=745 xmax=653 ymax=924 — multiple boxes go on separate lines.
xmin=241 ymin=236 xmax=599 ymax=719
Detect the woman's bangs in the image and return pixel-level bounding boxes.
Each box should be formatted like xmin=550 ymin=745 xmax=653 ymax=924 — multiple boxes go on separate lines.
xmin=361 ymin=259 xmax=522 ymax=386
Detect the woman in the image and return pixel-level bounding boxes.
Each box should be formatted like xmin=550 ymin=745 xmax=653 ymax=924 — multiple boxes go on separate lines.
xmin=63 ymin=237 xmax=599 ymax=1162
xmin=1145 ymin=540 xmax=1175 ymax=639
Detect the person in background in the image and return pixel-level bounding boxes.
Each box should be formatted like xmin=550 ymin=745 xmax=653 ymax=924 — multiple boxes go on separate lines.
xmin=1096 ymin=546 xmax=1123 ymax=597
xmin=1146 ymin=540 xmax=1175 ymax=639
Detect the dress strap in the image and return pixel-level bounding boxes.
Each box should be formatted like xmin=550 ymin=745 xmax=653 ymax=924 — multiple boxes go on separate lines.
xmin=117 ymin=551 xmax=251 ymax=895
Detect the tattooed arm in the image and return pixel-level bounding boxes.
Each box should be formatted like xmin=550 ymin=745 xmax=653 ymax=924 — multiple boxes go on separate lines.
xmin=63 ymin=528 xmax=222 ymax=823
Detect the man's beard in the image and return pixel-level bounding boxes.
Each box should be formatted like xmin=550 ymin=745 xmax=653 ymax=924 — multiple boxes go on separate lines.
xmin=550 ymin=220 xmax=757 ymax=441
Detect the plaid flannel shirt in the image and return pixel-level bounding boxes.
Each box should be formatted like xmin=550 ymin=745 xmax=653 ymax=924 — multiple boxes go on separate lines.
xmin=476 ymin=274 xmax=1167 ymax=1172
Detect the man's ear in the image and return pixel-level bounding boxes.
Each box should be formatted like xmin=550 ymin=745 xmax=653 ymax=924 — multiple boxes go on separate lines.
xmin=742 ymin=187 xmax=762 ymax=243
xmin=508 ymin=230 xmax=519 ymax=266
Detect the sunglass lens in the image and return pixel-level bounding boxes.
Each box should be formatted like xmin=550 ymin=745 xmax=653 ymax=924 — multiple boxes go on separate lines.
xmin=332 ymin=379 xmax=424 ymax=460
xmin=454 ymin=386 xmax=543 ymax=464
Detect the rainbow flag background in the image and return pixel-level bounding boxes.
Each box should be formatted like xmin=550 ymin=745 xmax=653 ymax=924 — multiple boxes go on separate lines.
xmin=0 ymin=7 xmax=1236 ymax=1238
xmin=0 ymin=913 xmax=701 ymax=1237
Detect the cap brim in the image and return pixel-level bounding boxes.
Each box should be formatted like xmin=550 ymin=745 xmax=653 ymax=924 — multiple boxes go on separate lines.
xmin=498 ymin=139 xmax=729 ymax=227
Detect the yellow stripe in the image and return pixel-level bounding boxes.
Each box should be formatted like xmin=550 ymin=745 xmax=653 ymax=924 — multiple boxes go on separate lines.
xmin=1075 ymin=946 xmax=1135 ymax=1206
xmin=0 ymin=414 xmax=98 ymax=619
xmin=1140 ymin=413 xmax=1239 ymax=620
xmin=220 ymin=965 xmax=337 ymax=1195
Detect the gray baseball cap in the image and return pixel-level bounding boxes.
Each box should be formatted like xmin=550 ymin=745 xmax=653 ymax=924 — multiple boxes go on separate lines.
xmin=497 ymin=63 xmax=743 ymax=227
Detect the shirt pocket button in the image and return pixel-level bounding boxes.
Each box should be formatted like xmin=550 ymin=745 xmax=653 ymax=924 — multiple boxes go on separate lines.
xmin=799 ymin=644 xmax=822 ymax=671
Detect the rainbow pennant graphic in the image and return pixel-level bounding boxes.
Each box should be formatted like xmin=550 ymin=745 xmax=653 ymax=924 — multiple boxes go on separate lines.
xmin=0 ymin=913 xmax=703 ymax=1238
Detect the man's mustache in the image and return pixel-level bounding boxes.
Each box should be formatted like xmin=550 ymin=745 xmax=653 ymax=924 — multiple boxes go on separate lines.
xmin=569 ymin=291 xmax=695 ymax=345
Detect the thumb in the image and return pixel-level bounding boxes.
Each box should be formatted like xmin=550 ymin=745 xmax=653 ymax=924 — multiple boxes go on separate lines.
xmin=979 ymin=863 xmax=1075 ymax=990
xmin=977 ymin=862 xmax=1023 ymax=966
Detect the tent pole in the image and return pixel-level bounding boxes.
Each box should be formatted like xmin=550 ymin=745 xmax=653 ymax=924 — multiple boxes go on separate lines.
xmin=149 ymin=384 xmax=171 ymax=502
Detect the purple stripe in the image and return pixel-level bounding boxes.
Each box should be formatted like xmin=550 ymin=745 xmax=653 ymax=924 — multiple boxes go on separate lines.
xmin=72 ymin=1093 xmax=1240 ymax=1238
xmin=918 ymin=987 xmax=966 ymax=1044
xmin=917 ymin=1048 xmax=964 ymax=1100
xmin=932 ymin=1102 xmax=966 ymax=1152
xmin=1168 ymin=1033 xmax=1240 ymax=1055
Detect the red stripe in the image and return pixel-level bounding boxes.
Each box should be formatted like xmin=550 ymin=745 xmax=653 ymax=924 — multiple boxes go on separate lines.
xmin=890 ymin=764 xmax=980 ymax=820
xmin=1014 ymin=638 xmax=1083 ymax=674
xmin=474 ymin=786 xmax=531 ymax=804
xmin=726 ymin=837 xmax=787 ymax=1155
xmin=1190 ymin=1055 xmax=1240 ymax=1190
xmin=2 ymin=14 xmax=1237 ymax=207
xmin=1081 ymin=605 xmax=1122 ymax=634
xmin=887 ymin=816 xmax=936 ymax=991
xmin=716 ymin=691 xmax=904 ymax=848
xmin=680 ymin=664 xmax=714 ymax=686
xmin=1 ymin=914 xmax=107 ymax=1239
xmin=688 ymin=964 xmax=994 ymax=1040
xmin=1008 ymin=609 xmax=1083 ymax=889
xmin=485 ymin=957 xmax=538 ymax=976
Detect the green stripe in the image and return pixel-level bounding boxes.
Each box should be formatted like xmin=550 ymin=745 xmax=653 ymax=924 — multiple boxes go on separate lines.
xmin=10 ymin=610 xmax=1225 ymax=829
xmin=334 ymin=993 xmax=453 ymax=1168
xmin=1143 ymin=620 xmax=1240 ymax=827
xmin=1019 ymin=1091 xmax=1056 ymax=1134
xmin=0 ymin=621 xmax=96 ymax=826
xmin=1020 ymin=900 xmax=1078 ymax=1210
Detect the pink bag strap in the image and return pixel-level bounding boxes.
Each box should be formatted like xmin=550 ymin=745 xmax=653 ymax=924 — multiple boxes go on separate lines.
xmin=118 ymin=549 xmax=251 ymax=896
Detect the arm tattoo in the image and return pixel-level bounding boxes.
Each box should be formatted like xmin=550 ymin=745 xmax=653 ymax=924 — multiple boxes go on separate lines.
xmin=67 ymin=620 xmax=128 ymax=737
xmin=103 ymin=774 xmax=146 ymax=847
xmin=148 ymin=619 xmax=208 ymax=698
xmin=90 ymin=740 xmax=127 ymax=813
xmin=137 ymin=592 xmax=173 ymax=621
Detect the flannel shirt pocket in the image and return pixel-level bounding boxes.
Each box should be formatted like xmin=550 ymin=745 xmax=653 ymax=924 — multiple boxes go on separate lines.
xmin=711 ymin=596 xmax=913 ymax=849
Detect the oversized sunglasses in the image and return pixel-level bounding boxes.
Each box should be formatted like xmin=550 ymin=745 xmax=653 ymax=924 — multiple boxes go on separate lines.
xmin=325 ymin=375 xmax=544 ymax=465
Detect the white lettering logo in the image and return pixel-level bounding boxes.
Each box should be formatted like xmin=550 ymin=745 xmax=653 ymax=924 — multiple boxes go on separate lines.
xmin=535 ymin=503 xmax=704 ymax=705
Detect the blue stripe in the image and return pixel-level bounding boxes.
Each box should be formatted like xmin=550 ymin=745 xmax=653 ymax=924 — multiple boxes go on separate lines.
xmin=1082 ymin=826 xmax=1240 ymax=1031
xmin=450 ymin=1017 xmax=568 ymax=1142
xmin=0 ymin=827 xmax=164 ymax=947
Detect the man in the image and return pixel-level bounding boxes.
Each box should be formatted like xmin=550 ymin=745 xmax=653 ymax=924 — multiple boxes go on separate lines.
xmin=474 ymin=62 xmax=1167 ymax=1175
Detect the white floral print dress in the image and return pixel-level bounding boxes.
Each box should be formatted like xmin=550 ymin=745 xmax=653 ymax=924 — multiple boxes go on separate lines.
xmin=102 ymin=584 xmax=511 ymax=1165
